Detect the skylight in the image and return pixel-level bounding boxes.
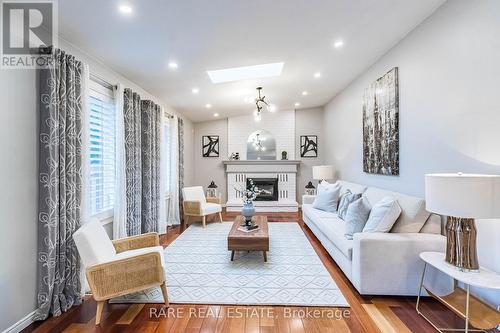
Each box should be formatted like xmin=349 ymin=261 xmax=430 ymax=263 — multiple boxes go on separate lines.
xmin=207 ymin=62 xmax=284 ymax=84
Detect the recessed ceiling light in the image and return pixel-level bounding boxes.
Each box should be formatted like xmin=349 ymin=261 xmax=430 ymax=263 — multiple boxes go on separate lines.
xmin=168 ymin=62 xmax=178 ymax=70
xmin=118 ymin=4 xmax=133 ymax=14
xmin=294 ymin=102 xmax=300 ymax=107
xmin=333 ymin=40 xmax=344 ymax=49
xmin=191 ymin=88 xmax=199 ymax=94
xmin=213 ymin=113 xmax=219 ymax=117
xmin=302 ymin=91 xmax=308 ymax=96
xmin=314 ymin=72 xmax=321 ymax=78
xmin=205 ymin=103 xmax=212 ymax=109
xmin=207 ymin=62 xmax=284 ymax=84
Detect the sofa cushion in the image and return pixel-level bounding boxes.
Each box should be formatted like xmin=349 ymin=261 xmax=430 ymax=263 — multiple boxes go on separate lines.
xmin=315 ymin=216 xmax=353 ymax=260
xmin=312 ymin=185 xmax=340 ymax=213
xmin=338 ymin=190 xmax=362 ymax=220
xmin=344 ymin=197 xmax=372 ymax=239
xmin=363 ymin=197 xmax=401 ymax=233
xmin=363 ymin=187 xmax=430 ymax=233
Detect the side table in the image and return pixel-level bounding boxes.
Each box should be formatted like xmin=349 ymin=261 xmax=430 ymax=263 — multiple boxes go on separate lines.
xmin=417 ymin=252 xmax=500 ymax=332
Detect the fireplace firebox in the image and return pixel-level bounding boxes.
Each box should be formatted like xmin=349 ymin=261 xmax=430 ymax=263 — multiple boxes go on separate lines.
xmin=247 ymin=178 xmax=279 ymax=201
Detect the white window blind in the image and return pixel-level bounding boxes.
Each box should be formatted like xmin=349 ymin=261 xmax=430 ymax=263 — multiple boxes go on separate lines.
xmin=88 ymin=79 xmax=116 ymax=217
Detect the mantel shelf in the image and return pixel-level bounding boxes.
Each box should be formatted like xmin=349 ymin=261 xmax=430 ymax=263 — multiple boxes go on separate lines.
xmin=222 ymin=160 xmax=301 ymax=165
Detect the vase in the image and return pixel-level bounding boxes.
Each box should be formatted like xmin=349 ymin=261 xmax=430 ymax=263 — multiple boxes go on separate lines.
xmin=242 ymin=202 xmax=255 ymax=225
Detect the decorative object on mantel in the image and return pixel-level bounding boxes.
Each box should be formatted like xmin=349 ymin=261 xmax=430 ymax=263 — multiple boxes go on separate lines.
xmin=206 ymin=181 xmax=219 ymax=199
xmin=281 ymin=151 xmax=288 ymax=160
xmin=252 ymin=87 xmax=276 ymax=122
xmin=313 ymin=165 xmax=334 ymax=183
xmin=425 ymin=173 xmax=500 ymax=271
xmin=202 ymin=135 xmax=219 ymax=157
xmin=305 ymin=181 xmax=316 ymax=195
xmin=362 ymin=67 xmax=399 ymax=175
xmin=229 ymin=152 xmax=240 ymax=160
xmin=300 ymin=135 xmax=318 ymax=157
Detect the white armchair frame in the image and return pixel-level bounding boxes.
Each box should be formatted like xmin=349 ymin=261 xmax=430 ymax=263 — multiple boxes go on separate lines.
xmin=182 ymin=186 xmax=223 ymax=228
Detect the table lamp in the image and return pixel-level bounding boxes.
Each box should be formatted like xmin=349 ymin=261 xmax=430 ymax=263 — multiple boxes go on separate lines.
xmin=313 ymin=165 xmax=334 ymax=182
xmin=425 ymin=173 xmax=500 ymax=271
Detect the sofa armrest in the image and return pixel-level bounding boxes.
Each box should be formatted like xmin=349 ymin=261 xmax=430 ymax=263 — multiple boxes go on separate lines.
xmin=183 ymin=200 xmax=202 ymax=215
xmin=352 ymin=232 xmax=451 ymax=295
xmin=302 ymin=195 xmax=316 ymax=205
xmin=112 ymin=232 xmax=159 ymax=253
xmin=86 ymin=252 xmax=165 ymax=301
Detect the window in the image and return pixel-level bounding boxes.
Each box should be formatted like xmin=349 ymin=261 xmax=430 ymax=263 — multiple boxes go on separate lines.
xmin=88 ymin=78 xmax=116 ymax=217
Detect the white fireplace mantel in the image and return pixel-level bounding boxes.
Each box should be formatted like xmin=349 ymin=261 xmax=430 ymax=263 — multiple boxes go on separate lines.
xmin=223 ymin=160 xmax=300 ymax=212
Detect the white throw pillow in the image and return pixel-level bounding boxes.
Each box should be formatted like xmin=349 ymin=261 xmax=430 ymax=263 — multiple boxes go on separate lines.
xmin=312 ymin=185 xmax=341 ymax=213
xmin=363 ymin=196 xmax=402 ymax=233
xmin=317 ymin=180 xmax=339 ymax=194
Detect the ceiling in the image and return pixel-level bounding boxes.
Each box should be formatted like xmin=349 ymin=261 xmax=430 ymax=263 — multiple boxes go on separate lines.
xmin=58 ymin=0 xmax=445 ymax=122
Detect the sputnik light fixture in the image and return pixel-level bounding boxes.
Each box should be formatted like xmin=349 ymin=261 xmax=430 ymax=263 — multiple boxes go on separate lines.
xmin=253 ymin=87 xmax=273 ymax=122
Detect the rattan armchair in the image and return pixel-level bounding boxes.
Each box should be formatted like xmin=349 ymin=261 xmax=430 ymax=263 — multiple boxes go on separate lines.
xmin=73 ymin=219 xmax=169 ymax=325
xmin=182 ymin=186 xmax=223 ymax=227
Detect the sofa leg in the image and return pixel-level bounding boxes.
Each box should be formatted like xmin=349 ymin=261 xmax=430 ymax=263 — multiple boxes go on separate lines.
xmin=202 ymin=216 xmax=206 ymax=228
xmin=219 ymin=212 xmax=223 ymax=223
xmin=160 ymin=282 xmax=169 ymax=307
xmin=95 ymin=300 xmax=105 ymax=325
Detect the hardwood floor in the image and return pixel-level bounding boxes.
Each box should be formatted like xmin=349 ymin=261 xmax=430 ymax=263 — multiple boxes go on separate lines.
xmin=22 ymin=211 xmax=499 ymax=333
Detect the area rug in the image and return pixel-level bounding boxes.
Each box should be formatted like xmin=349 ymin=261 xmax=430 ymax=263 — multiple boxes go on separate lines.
xmin=110 ymin=222 xmax=349 ymax=307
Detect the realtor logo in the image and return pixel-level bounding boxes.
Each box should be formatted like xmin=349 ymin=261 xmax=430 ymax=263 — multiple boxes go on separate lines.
xmin=1 ymin=0 xmax=57 ymax=68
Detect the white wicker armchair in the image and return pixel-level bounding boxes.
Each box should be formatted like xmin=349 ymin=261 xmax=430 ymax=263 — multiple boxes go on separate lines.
xmin=182 ymin=186 xmax=223 ymax=228
xmin=73 ymin=219 xmax=169 ymax=325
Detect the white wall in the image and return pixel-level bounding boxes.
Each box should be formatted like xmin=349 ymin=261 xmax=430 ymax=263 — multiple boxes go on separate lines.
xmin=0 ymin=38 xmax=193 ymax=331
xmin=194 ymin=119 xmax=229 ymax=202
xmin=228 ymin=111 xmax=296 ymax=160
xmin=323 ymin=0 xmax=500 ymax=306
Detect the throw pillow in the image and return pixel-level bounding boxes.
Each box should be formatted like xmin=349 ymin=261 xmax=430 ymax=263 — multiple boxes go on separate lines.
xmin=312 ymin=185 xmax=341 ymax=213
xmin=338 ymin=190 xmax=362 ymax=220
xmin=363 ymin=197 xmax=402 ymax=233
xmin=344 ymin=197 xmax=372 ymax=240
xmin=317 ymin=180 xmax=339 ymax=194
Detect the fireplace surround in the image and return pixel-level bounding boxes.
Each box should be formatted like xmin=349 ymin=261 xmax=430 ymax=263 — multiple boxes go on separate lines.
xmin=223 ymin=160 xmax=300 ymax=212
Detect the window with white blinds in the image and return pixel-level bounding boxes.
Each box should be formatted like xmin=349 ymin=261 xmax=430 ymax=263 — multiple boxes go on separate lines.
xmin=88 ymin=79 xmax=116 ymax=217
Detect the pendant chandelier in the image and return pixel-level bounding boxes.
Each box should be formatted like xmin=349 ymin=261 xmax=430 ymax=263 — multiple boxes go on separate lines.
xmin=253 ymin=87 xmax=276 ymax=122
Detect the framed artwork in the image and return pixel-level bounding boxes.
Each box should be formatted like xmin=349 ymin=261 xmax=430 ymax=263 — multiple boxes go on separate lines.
xmin=300 ymin=135 xmax=318 ymax=158
xmin=202 ymin=135 xmax=219 ymax=157
xmin=362 ymin=67 xmax=399 ymax=175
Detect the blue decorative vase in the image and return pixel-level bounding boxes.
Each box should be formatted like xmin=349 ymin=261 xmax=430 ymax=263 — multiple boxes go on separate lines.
xmin=242 ymin=202 xmax=255 ymax=225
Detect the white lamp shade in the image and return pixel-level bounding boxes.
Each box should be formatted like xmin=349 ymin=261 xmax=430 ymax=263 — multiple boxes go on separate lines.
xmin=425 ymin=173 xmax=500 ymax=219
xmin=313 ymin=165 xmax=334 ymax=180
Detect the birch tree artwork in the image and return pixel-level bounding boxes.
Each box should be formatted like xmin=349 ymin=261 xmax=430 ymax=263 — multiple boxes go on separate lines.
xmin=362 ymin=67 xmax=399 ymax=175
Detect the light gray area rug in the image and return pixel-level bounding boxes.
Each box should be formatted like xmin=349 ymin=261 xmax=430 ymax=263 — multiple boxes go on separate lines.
xmin=111 ymin=222 xmax=349 ymax=307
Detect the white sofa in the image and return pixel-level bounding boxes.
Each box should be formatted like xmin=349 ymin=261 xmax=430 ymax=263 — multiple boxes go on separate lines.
xmin=302 ymin=180 xmax=449 ymax=296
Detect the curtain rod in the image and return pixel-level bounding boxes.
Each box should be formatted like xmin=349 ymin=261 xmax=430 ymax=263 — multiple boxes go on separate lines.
xmin=89 ymin=73 xmax=117 ymax=90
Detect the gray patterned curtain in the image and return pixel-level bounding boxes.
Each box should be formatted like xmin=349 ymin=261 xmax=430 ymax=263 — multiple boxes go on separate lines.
xmin=123 ymin=88 xmax=142 ymax=235
xmin=141 ymin=100 xmax=161 ymax=233
xmin=178 ymin=117 xmax=185 ymax=221
xmin=36 ymin=49 xmax=83 ymax=320
xmin=123 ymin=88 xmax=161 ymax=235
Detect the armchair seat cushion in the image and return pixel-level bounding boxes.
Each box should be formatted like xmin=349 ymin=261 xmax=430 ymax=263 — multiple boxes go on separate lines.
xmin=114 ymin=246 xmax=166 ymax=268
xmin=201 ymin=202 xmax=222 ymax=215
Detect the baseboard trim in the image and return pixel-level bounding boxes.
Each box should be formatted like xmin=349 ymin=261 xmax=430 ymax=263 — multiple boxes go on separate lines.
xmin=2 ymin=310 xmax=37 ymax=333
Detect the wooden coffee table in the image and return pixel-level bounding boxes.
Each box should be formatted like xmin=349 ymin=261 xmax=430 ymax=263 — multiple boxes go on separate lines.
xmin=228 ymin=215 xmax=269 ymax=262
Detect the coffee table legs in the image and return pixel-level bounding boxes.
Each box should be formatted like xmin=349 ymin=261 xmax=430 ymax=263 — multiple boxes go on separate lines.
xmin=230 ymin=250 xmax=268 ymax=262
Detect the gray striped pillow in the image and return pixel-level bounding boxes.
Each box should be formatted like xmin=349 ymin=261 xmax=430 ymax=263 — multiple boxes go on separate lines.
xmin=338 ymin=190 xmax=362 ymax=220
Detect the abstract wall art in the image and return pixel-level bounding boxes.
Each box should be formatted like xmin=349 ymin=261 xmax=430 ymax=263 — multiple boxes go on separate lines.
xmin=300 ymin=135 xmax=318 ymax=158
xmin=202 ymin=135 xmax=219 ymax=157
xmin=362 ymin=67 xmax=399 ymax=175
